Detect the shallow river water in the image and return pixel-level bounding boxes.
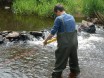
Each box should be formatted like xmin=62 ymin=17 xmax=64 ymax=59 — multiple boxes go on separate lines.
xmin=0 ymin=27 xmax=104 ymax=78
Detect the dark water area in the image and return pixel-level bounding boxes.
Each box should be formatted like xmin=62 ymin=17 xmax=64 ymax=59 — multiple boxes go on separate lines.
xmin=0 ymin=7 xmax=85 ymax=31
xmin=0 ymin=8 xmax=53 ymax=31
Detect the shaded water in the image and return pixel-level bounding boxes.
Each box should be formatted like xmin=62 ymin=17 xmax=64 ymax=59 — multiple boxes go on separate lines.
xmin=0 ymin=8 xmax=84 ymax=31
xmin=0 ymin=8 xmax=53 ymax=31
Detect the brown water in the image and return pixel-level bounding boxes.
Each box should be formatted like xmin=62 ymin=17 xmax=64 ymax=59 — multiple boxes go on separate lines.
xmin=0 ymin=8 xmax=53 ymax=31
xmin=0 ymin=7 xmax=84 ymax=31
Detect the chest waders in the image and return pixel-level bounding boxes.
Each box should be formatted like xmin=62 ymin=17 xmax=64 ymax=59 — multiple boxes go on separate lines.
xmin=52 ymin=17 xmax=80 ymax=78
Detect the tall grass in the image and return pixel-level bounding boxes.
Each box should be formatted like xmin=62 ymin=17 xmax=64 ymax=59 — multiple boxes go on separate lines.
xmin=34 ymin=0 xmax=57 ymax=17
xmin=12 ymin=0 xmax=57 ymax=16
xmin=12 ymin=0 xmax=104 ymax=17
xmin=82 ymin=0 xmax=104 ymax=17
xmin=58 ymin=0 xmax=77 ymax=14
xmin=12 ymin=0 xmax=79 ymax=16
xmin=12 ymin=0 xmax=36 ymax=14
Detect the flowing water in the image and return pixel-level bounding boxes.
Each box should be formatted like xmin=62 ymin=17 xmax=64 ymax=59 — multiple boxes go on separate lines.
xmin=0 ymin=27 xmax=104 ymax=78
xmin=0 ymin=7 xmax=104 ymax=78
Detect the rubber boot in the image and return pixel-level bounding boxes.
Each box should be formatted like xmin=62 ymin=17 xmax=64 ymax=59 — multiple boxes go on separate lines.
xmin=69 ymin=72 xmax=80 ymax=78
xmin=52 ymin=72 xmax=62 ymax=78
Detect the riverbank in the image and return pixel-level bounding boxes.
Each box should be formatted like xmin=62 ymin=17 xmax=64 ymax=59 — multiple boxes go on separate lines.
xmin=0 ymin=0 xmax=104 ymax=18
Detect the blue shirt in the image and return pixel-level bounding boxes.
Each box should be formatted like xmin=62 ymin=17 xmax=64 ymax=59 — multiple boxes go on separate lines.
xmin=51 ymin=13 xmax=76 ymax=35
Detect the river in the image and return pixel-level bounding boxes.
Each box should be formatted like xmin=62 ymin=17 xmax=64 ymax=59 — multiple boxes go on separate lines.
xmin=0 ymin=8 xmax=53 ymax=31
xmin=0 ymin=7 xmax=104 ymax=78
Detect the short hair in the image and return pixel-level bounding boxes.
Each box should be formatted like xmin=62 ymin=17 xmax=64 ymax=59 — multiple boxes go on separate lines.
xmin=54 ymin=4 xmax=65 ymax=12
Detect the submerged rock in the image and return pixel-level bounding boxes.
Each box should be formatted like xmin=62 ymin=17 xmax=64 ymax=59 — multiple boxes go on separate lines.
xmin=30 ymin=31 xmax=43 ymax=38
xmin=0 ymin=35 xmax=4 ymax=44
xmin=19 ymin=34 xmax=30 ymax=41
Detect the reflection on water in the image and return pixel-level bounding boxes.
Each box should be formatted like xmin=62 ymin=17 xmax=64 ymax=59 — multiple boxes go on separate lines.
xmin=0 ymin=8 xmax=53 ymax=31
xmin=0 ymin=27 xmax=104 ymax=78
xmin=0 ymin=8 xmax=85 ymax=31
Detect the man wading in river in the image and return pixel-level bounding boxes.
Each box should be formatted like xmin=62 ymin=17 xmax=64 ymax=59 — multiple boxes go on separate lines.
xmin=44 ymin=4 xmax=80 ymax=78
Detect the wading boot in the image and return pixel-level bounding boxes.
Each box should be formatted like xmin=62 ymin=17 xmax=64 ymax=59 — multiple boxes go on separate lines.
xmin=52 ymin=72 xmax=62 ymax=78
xmin=68 ymin=72 xmax=80 ymax=78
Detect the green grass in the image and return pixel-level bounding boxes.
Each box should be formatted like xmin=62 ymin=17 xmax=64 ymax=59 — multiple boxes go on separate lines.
xmin=12 ymin=0 xmax=36 ymax=14
xmin=12 ymin=0 xmax=57 ymax=16
xmin=12 ymin=0 xmax=104 ymax=17
xmin=12 ymin=0 xmax=79 ymax=16
xmin=82 ymin=0 xmax=104 ymax=17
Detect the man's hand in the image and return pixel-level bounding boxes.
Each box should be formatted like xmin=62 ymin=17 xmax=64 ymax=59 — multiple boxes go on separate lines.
xmin=43 ymin=40 xmax=47 ymax=46
xmin=43 ymin=34 xmax=53 ymax=46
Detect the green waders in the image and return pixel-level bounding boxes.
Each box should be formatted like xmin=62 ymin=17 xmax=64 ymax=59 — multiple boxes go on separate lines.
xmin=52 ymin=30 xmax=80 ymax=78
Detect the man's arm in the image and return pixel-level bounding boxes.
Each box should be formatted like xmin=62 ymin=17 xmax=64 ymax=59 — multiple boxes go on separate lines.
xmin=43 ymin=34 xmax=53 ymax=45
xmin=43 ymin=17 xmax=60 ymax=45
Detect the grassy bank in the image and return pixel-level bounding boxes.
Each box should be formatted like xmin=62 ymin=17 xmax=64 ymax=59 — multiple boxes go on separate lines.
xmin=12 ymin=0 xmax=104 ymax=17
xmin=12 ymin=0 xmax=79 ymax=17
xmin=12 ymin=0 xmax=56 ymax=17
xmin=82 ymin=0 xmax=104 ymax=17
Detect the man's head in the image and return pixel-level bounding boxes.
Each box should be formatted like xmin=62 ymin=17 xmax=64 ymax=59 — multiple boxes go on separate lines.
xmin=54 ymin=4 xmax=65 ymax=16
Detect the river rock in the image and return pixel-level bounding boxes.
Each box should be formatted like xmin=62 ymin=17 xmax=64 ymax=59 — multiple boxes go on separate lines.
xmin=2 ymin=31 xmax=10 ymax=37
xmin=0 ymin=35 xmax=4 ymax=44
xmin=30 ymin=31 xmax=43 ymax=38
xmin=19 ymin=31 xmax=30 ymax=41
xmin=20 ymin=34 xmax=30 ymax=41
xmin=6 ymin=31 xmax=19 ymax=38
xmin=6 ymin=31 xmax=20 ymax=41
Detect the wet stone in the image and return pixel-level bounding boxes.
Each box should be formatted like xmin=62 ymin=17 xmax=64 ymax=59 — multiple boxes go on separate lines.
xmin=30 ymin=31 xmax=43 ymax=38
xmin=2 ymin=31 xmax=10 ymax=37
xmin=0 ymin=35 xmax=4 ymax=44
xmin=0 ymin=31 xmax=46 ymax=44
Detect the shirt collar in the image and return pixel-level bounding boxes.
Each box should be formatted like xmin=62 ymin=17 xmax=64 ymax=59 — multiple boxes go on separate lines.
xmin=61 ymin=12 xmax=66 ymax=15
